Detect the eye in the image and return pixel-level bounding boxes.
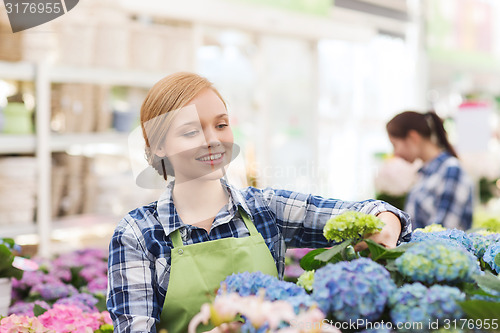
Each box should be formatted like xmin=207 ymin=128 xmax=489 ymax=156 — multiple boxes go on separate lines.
xmin=182 ymin=130 xmax=199 ymax=137
xmin=216 ymin=123 xmax=228 ymax=129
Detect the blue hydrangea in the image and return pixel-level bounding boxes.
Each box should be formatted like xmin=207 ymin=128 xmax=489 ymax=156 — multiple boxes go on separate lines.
xmin=483 ymin=242 xmax=500 ymax=273
xmin=219 ymin=271 xmax=313 ymax=313
xmin=469 ymin=232 xmax=499 ymax=259
xmin=410 ymin=229 xmax=474 ymax=254
xmin=389 ymin=283 xmax=465 ymax=331
xmin=311 ymin=258 xmax=395 ymax=322
xmin=395 ymin=240 xmax=480 ymax=284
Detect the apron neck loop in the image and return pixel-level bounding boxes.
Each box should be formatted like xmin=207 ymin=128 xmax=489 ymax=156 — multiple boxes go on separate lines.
xmin=170 ymin=228 xmax=184 ymax=248
xmin=237 ymin=206 xmax=258 ymax=236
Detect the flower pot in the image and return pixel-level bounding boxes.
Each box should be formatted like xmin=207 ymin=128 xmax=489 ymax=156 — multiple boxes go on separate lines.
xmin=2 ymin=102 xmax=34 ymax=134
xmin=0 ymin=277 xmax=12 ymax=316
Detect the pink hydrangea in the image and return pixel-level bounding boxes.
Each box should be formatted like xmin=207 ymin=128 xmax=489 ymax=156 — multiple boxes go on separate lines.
xmin=0 ymin=314 xmax=53 ymax=333
xmin=38 ymin=304 xmax=110 ymax=333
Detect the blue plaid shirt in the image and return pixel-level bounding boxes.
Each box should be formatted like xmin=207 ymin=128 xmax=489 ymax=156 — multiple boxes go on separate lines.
xmin=404 ymin=152 xmax=473 ymax=230
xmin=107 ymin=179 xmax=411 ymax=332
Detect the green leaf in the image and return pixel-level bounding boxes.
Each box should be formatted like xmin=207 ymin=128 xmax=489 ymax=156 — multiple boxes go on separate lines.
xmin=459 ymin=299 xmax=500 ymax=323
xmin=393 ymin=242 xmax=416 ymax=251
xmin=70 ymin=266 xmax=86 ymax=289
xmin=300 ymin=248 xmax=328 ymax=271
xmin=33 ymin=304 xmax=48 ymax=316
xmin=95 ymin=324 xmax=114 ymax=333
xmin=0 ymin=266 xmax=23 ymax=280
xmin=384 ymin=259 xmax=398 ymax=272
xmin=474 ymin=272 xmax=500 ymax=294
xmin=0 ymin=245 xmax=23 ymax=279
xmin=364 ymin=239 xmax=410 ymax=261
xmin=495 ymin=253 xmax=500 ymax=267
xmin=94 ymin=293 xmax=108 ymax=312
xmin=314 ymin=240 xmax=351 ymax=262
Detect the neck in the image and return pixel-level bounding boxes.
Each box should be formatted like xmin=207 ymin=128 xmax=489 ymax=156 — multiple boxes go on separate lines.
xmin=420 ymin=141 xmax=443 ymax=163
xmin=172 ymin=178 xmax=227 ymax=212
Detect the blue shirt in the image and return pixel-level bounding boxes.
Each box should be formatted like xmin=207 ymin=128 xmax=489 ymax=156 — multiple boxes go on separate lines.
xmin=107 ymin=179 xmax=411 ymax=332
xmin=404 ymin=152 xmax=473 ymax=230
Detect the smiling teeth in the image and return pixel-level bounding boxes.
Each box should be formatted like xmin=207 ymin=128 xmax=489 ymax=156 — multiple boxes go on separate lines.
xmin=199 ymin=153 xmax=222 ymax=161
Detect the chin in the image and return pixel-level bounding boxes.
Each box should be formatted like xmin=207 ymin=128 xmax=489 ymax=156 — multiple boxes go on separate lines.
xmin=196 ymin=168 xmax=227 ymax=182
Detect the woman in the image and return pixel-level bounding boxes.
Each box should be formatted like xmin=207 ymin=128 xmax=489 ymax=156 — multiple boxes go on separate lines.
xmin=386 ymin=110 xmax=473 ymax=230
xmin=107 ymin=72 xmax=411 ymax=333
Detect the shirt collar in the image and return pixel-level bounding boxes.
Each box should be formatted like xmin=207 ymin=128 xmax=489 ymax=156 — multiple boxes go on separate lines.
xmin=418 ymin=151 xmax=450 ymax=176
xmin=157 ymin=178 xmax=252 ymax=236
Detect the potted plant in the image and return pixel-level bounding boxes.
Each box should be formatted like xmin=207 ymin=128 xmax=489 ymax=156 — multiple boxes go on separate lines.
xmin=0 ymin=238 xmax=23 ymax=317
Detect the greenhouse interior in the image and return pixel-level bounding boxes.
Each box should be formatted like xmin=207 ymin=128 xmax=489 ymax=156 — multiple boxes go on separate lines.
xmin=0 ymin=0 xmax=500 ymax=332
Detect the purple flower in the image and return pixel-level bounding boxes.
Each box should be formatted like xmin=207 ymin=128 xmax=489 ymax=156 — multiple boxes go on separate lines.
xmin=79 ymin=261 xmax=107 ymax=283
xmin=55 ymin=293 xmax=99 ymax=312
xmin=30 ymin=281 xmax=78 ymax=300
xmin=286 ymin=248 xmax=313 ymax=260
xmin=284 ymin=264 xmax=305 ymax=279
xmin=8 ymin=300 xmax=50 ymax=316
xmin=12 ymin=271 xmax=62 ymax=296
xmin=87 ymin=276 xmax=108 ymax=294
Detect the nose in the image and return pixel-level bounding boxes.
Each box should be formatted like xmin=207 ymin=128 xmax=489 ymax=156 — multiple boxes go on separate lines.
xmin=203 ymin=128 xmax=221 ymax=148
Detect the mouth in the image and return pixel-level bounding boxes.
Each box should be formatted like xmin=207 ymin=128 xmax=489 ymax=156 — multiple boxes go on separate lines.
xmin=196 ymin=152 xmax=225 ymax=165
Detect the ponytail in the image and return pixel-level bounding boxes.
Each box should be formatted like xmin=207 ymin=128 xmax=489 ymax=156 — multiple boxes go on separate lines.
xmin=425 ymin=111 xmax=458 ymax=158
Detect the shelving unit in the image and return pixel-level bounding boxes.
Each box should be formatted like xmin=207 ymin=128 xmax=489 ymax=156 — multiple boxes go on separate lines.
xmin=0 ymin=60 xmax=176 ymax=257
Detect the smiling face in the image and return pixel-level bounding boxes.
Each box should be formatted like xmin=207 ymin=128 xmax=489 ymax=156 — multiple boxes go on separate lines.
xmin=154 ymin=88 xmax=234 ymax=183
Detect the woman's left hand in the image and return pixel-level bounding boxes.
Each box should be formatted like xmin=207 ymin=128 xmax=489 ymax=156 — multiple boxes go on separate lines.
xmin=353 ymin=211 xmax=401 ymax=251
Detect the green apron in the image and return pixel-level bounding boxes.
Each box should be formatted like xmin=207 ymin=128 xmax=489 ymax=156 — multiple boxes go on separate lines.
xmin=159 ymin=207 xmax=278 ymax=333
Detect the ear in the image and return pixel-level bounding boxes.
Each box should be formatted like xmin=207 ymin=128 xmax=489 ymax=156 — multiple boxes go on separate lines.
xmin=155 ymin=146 xmax=167 ymax=158
xmin=407 ymin=130 xmax=422 ymax=144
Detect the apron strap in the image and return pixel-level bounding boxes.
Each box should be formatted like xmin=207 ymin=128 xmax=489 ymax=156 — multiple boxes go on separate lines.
xmin=170 ymin=229 xmax=184 ymax=248
xmin=169 ymin=206 xmax=259 ymax=248
xmin=237 ymin=206 xmax=259 ymax=236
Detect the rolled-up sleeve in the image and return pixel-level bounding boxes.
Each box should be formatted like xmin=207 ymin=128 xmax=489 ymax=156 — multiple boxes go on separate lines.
xmin=262 ymin=188 xmax=412 ymax=247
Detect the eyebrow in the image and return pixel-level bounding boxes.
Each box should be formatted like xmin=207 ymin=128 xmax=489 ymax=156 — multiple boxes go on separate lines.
xmin=176 ymin=113 xmax=229 ymax=127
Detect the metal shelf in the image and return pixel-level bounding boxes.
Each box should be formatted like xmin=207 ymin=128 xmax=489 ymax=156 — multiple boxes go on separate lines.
xmin=0 ymin=134 xmax=37 ymax=154
xmin=0 ymin=61 xmax=164 ymax=87
xmin=50 ymin=132 xmax=129 ymax=152
xmin=49 ymin=65 xmax=164 ymax=88
xmin=0 ymin=132 xmax=130 ymax=154
xmin=0 ymin=223 xmax=37 ymax=238
xmin=0 ymin=61 xmax=35 ymax=81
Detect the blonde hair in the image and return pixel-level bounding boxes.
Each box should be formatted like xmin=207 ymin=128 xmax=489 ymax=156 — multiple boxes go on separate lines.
xmin=141 ymin=72 xmax=226 ymax=178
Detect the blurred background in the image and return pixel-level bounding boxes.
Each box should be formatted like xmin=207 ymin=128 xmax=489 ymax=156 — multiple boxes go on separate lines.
xmin=0 ymin=0 xmax=499 ymax=257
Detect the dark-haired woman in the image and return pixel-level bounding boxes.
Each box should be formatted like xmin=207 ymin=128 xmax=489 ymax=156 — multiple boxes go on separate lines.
xmin=386 ymin=111 xmax=474 ymax=230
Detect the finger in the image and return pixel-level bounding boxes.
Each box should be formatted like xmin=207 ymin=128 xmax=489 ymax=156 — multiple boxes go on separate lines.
xmin=353 ymin=241 xmax=367 ymax=252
